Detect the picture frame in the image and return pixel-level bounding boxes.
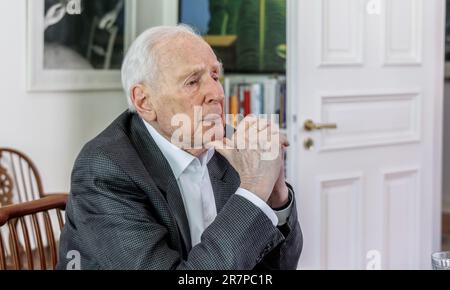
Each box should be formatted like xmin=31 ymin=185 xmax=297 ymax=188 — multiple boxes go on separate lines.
xmin=178 ymin=0 xmax=287 ymax=74
xmin=26 ymin=0 xmax=137 ymax=92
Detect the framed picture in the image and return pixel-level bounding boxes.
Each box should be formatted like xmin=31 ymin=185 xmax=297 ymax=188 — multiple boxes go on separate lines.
xmin=27 ymin=0 xmax=137 ymax=92
xmin=179 ymin=0 xmax=286 ymax=74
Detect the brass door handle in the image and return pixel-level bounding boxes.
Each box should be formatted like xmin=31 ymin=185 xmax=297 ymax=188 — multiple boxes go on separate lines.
xmin=304 ymin=119 xmax=338 ymax=131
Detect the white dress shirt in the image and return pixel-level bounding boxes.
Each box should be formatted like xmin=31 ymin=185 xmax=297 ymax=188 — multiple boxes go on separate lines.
xmin=144 ymin=120 xmax=292 ymax=247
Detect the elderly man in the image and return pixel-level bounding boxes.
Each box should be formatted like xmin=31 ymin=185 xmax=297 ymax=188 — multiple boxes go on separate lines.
xmin=57 ymin=25 xmax=302 ymax=270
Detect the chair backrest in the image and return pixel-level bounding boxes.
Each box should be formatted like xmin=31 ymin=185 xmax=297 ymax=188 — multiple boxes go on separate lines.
xmin=0 ymin=148 xmax=45 ymax=207
xmin=0 ymin=194 xmax=67 ymax=270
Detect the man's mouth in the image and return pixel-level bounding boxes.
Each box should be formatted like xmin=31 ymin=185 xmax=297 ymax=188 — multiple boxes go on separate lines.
xmin=202 ymin=114 xmax=222 ymax=122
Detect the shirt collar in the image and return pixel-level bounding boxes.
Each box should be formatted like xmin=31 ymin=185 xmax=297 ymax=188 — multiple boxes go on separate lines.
xmin=143 ymin=119 xmax=214 ymax=179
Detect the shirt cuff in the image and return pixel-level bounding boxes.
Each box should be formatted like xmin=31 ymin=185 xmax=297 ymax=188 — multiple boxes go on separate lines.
xmin=273 ymin=188 xmax=294 ymax=226
xmin=235 ymin=188 xmax=279 ymax=227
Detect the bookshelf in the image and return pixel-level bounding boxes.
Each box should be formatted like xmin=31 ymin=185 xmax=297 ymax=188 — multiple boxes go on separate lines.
xmin=222 ymin=74 xmax=287 ymax=130
xmin=221 ymin=73 xmax=289 ymax=176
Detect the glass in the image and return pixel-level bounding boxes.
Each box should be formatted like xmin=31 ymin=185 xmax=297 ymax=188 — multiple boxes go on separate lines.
xmin=431 ymin=252 xmax=450 ymax=270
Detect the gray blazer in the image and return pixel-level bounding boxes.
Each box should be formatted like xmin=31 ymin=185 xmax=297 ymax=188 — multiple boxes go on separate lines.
xmin=57 ymin=112 xmax=303 ymax=270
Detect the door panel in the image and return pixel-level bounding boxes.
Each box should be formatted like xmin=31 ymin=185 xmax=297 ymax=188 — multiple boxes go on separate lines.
xmin=287 ymin=0 xmax=444 ymax=269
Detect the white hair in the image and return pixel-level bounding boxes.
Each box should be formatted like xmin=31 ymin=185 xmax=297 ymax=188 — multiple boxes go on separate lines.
xmin=121 ymin=24 xmax=202 ymax=112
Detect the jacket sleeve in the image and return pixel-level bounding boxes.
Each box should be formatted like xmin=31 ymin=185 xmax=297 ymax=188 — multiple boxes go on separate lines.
xmin=254 ymin=185 xmax=303 ymax=270
xmin=64 ymin=150 xmax=288 ymax=270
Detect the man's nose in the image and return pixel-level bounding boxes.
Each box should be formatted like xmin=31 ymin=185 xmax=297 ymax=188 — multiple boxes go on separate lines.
xmin=205 ymin=78 xmax=225 ymax=104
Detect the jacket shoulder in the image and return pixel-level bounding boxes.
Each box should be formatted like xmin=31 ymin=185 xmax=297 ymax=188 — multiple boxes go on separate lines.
xmin=80 ymin=111 xmax=134 ymax=156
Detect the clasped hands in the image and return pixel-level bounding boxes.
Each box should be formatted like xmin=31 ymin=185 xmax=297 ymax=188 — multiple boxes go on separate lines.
xmin=208 ymin=116 xmax=290 ymax=209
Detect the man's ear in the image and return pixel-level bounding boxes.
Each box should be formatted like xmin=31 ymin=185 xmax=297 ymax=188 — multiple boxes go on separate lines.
xmin=131 ymin=84 xmax=157 ymax=121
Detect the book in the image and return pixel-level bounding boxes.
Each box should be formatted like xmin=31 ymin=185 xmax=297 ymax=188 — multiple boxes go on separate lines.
xmin=224 ymin=75 xmax=287 ymax=128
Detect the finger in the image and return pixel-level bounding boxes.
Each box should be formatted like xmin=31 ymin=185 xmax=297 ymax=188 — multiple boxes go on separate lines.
xmin=235 ymin=115 xmax=258 ymax=136
xmin=257 ymin=119 xmax=280 ymax=137
xmin=246 ymin=120 xmax=260 ymax=144
xmin=258 ymin=128 xmax=282 ymax=153
xmin=234 ymin=116 xmax=258 ymax=148
xmin=257 ymin=118 xmax=271 ymax=132
xmin=208 ymin=139 xmax=237 ymax=164
xmin=205 ymin=138 xmax=234 ymax=152
xmin=280 ymin=133 xmax=290 ymax=148
xmin=257 ymin=128 xmax=286 ymax=146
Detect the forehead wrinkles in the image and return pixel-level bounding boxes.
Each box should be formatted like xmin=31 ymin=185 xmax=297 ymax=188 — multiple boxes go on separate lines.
xmin=155 ymin=38 xmax=194 ymax=81
xmin=153 ymin=36 xmax=219 ymax=86
xmin=149 ymin=40 xmax=180 ymax=87
xmin=163 ymin=36 xmax=216 ymax=64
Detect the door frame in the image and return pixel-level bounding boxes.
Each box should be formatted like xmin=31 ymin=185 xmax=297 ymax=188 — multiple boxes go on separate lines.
xmin=432 ymin=0 xmax=445 ymax=254
xmin=286 ymin=0 xmax=300 ymax=187
xmin=163 ymin=0 xmax=179 ymax=25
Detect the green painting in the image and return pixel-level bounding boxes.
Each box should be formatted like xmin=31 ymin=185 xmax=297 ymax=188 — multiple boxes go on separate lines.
xmin=180 ymin=0 xmax=286 ymax=73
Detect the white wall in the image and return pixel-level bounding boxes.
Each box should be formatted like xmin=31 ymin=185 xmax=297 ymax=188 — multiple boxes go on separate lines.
xmin=0 ymin=0 xmax=176 ymax=193
xmin=136 ymin=0 xmax=178 ymax=31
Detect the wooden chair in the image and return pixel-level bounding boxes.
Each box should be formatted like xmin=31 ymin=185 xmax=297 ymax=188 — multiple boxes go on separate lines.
xmin=0 ymin=148 xmax=49 ymax=206
xmin=0 ymin=194 xmax=68 ymax=270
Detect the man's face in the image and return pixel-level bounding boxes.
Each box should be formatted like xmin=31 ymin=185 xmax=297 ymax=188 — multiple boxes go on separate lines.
xmin=147 ymin=35 xmax=225 ymax=149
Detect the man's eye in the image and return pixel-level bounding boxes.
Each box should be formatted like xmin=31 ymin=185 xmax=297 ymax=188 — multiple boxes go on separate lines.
xmin=187 ymin=79 xmax=199 ymax=86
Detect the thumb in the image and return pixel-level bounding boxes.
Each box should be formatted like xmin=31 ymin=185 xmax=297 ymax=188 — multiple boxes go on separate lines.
xmin=206 ymin=138 xmax=235 ymax=157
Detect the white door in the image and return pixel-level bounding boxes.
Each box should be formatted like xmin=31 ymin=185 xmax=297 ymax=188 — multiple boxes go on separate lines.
xmin=287 ymin=0 xmax=445 ymax=269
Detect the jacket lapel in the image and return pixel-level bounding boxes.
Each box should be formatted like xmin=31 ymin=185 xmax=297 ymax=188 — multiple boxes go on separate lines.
xmin=208 ymin=153 xmax=241 ymax=213
xmin=128 ymin=114 xmax=192 ymax=256
xmin=127 ymin=113 xmax=242 ymax=256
